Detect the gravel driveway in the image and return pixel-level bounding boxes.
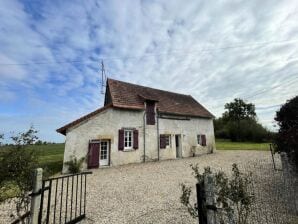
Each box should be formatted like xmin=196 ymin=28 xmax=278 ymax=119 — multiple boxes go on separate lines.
xmin=83 ymin=150 xmax=272 ymax=224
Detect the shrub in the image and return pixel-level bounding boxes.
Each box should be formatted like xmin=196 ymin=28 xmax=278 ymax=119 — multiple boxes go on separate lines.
xmin=275 ymin=95 xmax=298 ymax=171
xmin=64 ymin=156 xmax=85 ymax=174
xmin=0 ymin=126 xmax=39 ymax=220
xmin=180 ymin=164 xmax=254 ymax=224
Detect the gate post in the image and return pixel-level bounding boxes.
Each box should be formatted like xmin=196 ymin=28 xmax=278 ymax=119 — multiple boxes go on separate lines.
xmin=30 ymin=168 xmax=43 ymax=224
xmin=204 ymin=174 xmax=217 ymax=224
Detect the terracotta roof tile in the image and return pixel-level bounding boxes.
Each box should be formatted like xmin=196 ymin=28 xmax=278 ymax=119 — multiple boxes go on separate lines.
xmin=107 ymin=79 xmax=214 ymax=118
xmin=57 ymin=79 xmax=214 ymax=135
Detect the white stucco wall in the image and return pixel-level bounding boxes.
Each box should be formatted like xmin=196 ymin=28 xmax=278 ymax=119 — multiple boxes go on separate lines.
xmin=63 ymin=108 xmax=215 ymax=172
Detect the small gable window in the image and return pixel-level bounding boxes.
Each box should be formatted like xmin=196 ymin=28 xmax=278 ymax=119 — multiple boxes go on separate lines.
xmin=197 ymin=134 xmax=207 ymax=146
xmin=146 ymin=101 xmax=156 ymax=125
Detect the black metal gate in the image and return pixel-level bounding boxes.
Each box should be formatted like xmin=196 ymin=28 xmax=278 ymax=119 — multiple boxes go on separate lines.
xmin=38 ymin=171 xmax=92 ymax=224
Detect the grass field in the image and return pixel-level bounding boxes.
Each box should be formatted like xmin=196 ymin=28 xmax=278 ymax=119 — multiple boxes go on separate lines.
xmin=0 ymin=139 xmax=270 ymax=178
xmin=216 ymin=139 xmax=270 ymax=151
xmin=31 ymin=143 xmax=65 ymax=176
xmin=0 ymin=143 xmax=65 ymax=177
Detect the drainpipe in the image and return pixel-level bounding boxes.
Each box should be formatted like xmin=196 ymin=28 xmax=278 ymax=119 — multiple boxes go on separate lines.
xmin=156 ymin=109 xmax=160 ymax=161
xmin=143 ymin=111 xmax=146 ymax=163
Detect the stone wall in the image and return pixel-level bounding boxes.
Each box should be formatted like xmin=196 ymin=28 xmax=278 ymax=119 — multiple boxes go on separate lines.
xmin=63 ymin=108 xmax=216 ymax=172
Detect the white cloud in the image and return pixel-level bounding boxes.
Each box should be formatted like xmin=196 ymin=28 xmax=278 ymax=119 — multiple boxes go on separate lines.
xmin=0 ymin=0 xmax=298 ymax=141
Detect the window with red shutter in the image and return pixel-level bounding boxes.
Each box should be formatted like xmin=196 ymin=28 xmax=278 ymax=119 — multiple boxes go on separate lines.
xmin=146 ymin=101 xmax=155 ymax=125
xmin=133 ymin=129 xmax=139 ymax=149
xmin=88 ymin=142 xmax=99 ymax=168
xmin=118 ymin=129 xmax=124 ymax=150
xmin=201 ymin=134 xmax=207 ymax=146
xmin=160 ymin=135 xmax=166 ymax=149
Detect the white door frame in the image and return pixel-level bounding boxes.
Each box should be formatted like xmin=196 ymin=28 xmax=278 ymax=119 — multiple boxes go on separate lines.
xmin=99 ymin=140 xmax=110 ymax=166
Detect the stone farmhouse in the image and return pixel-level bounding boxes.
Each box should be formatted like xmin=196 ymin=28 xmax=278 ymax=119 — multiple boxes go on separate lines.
xmin=57 ymin=79 xmax=216 ymax=172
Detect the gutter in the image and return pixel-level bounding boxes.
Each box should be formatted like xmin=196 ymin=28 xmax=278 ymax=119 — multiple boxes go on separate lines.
xmin=143 ymin=111 xmax=146 ymax=163
xmin=156 ymin=109 xmax=160 ymax=161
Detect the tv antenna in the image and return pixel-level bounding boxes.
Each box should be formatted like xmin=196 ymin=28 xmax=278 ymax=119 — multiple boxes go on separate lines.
xmin=100 ymin=60 xmax=107 ymax=94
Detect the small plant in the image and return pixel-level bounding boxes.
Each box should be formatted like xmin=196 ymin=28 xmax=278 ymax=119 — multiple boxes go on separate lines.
xmin=180 ymin=163 xmax=254 ymax=224
xmin=64 ymin=156 xmax=85 ymax=173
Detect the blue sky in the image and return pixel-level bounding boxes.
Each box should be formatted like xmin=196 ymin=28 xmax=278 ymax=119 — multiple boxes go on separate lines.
xmin=0 ymin=0 xmax=298 ymax=142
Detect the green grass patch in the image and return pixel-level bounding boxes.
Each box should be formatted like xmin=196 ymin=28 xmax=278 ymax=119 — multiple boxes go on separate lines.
xmin=216 ymin=139 xmax=270 ymax=151
xmin=0 ymin=143 xmax=65 ymax=177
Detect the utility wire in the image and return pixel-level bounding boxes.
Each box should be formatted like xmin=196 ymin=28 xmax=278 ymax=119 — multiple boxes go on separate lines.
xmin=244 ymin=75 xmax=298 ymax=100
xmin=1 ymin=38 xmax=298 ymax=66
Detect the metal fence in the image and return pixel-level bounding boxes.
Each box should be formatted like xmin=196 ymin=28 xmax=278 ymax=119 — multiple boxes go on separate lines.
xmin=38 ymin=171 xmax=92 ymax=224
xmin=196 ymin=152 xmax=298 ymax=224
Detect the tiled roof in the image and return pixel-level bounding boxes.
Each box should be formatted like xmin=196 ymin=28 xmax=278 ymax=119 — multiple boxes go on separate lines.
xmin=107 ymin=79 xmax=214 ymax=118
xmin=57 ymin=79 xmax=214 ymax=135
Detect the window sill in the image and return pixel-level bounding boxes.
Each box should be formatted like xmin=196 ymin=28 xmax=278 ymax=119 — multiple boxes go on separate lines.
xmin=124 ymin=148 xmax=134 ymax=152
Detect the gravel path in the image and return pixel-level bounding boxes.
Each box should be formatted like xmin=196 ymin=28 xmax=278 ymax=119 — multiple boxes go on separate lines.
xmin=83 ymin=150 xmax=271 ymax=224
xmin=0 ymin=150 xmax=275 ymax=224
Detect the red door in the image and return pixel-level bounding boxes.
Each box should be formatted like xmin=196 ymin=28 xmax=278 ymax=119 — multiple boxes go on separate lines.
xmin=88 ymin=142 xmax=100 ymax=168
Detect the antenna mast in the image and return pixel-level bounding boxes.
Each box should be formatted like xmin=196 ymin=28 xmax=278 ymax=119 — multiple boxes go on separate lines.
xmin=100 ymin=60 xmax=107 ymax=94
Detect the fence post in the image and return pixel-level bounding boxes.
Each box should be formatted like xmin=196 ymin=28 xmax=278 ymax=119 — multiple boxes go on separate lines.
xmin=204 ymin=174 xmax=217 ymax=224
xmin=30 ymin=168 xmax=43 ymax=224
xmin=196 ymin=182 xmax=207 ymax=224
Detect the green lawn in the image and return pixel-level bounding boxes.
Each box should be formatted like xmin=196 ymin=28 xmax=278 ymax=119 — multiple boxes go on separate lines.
xmin=0 ymin=139 xmax=269 ymax=179
xmin=216 ymin=139 xmax=270 ymax=151
xmin=0 ymin=143 xmax=65 ymax=177
xmin=32 ymin=143 xmax=65 ymax=177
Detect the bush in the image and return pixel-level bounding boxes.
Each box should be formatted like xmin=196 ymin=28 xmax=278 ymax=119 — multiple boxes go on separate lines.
xmin=275 ymin=95 xmax=298 ymax=171
xmin=215 ymin=118 xmax=273 ymax=142
xmin=180 ymin=164 xmax=254 ymax=224
xmin=64 ymin=156 xmax=85 ymax=174
xmin=0 ymin=126 xmax=39 ymax=220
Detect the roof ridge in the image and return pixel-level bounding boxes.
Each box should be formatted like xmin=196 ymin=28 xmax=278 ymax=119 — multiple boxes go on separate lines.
xmin=107 ymin=78 xmax=192 ymax=97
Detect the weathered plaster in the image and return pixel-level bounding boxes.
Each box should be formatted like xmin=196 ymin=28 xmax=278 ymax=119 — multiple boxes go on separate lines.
xmin=63 ymin=108 xmax=215 ymax=172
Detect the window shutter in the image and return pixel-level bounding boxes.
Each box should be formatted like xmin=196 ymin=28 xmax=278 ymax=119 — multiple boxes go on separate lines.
xmin=88 ymin=142 xmax=99 ymax=168
xmin=146 ymin=101 xmax=156 ymax=125
xmin=118 ymin=129 xmax=124 ymax=151
xmin=133 ymin=129 xmax=139 ymax=149
xmin=160 ymin=135 xmax=166 ymax=149
xmin=201 ymin=134 xmax=207 ymax=146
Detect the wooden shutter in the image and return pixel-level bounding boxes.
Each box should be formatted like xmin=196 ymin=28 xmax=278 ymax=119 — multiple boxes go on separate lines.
xmin=146 ymin=101 xmax=155 ymax=125
xmin=160 ymin=135 xmax=166 ymax=149
xmin=133 ymin=129 xmax=139 ymax=149
xmin=118 ymin=129 xmax=124 ymax=151
xmin=201 ymin=134 xmax=207 ymax=146
xmin=88 ymin=142 xmax=99 ymax=168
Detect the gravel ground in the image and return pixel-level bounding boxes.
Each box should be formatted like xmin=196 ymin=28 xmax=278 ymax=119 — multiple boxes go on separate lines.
xmin=0 ymin=150 xmax=279 ymax=224
xmin=82 ymin=150 xmax=272 ymax=224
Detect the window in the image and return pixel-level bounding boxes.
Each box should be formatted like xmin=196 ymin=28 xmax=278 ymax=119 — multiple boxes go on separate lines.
xmin=197 ymin=135 xmax=202 ymax=145
xmin=124 ymin=130 xmax=133 ymax=150
xmin=165 ymin=135 xmax=171 ymax=147
xmin=160 ymin=134 xmax=171 ymax=149
xmin=197 ymin=134 xmax=207 ymax=146
xmin=146 ymin=101 xmax=156 ymax=125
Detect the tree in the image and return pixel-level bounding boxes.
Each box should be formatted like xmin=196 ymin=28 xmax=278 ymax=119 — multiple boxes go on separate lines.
xmin=215 ymin=98 xmax=272 ymax=142
xmin=275 ymin=95 xmax=298 ymax=170
xmin=0 ymin=133 xmax=3 ymax=146
xmin=223 ymin=98 xmax=256 ymax=121
xmin=10 ymin=125 xmax=38 ymax=148
xmin=0 ymin=126 xmax=39 ymax=222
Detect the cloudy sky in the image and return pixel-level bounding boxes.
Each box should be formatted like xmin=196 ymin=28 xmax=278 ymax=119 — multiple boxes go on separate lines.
xmin=1 ymin=0 xmax=298 ymax=142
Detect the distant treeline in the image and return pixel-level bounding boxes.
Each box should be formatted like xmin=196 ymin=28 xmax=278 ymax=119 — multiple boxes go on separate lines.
xmin=214 ymin=98 xmax=275 ymax=143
